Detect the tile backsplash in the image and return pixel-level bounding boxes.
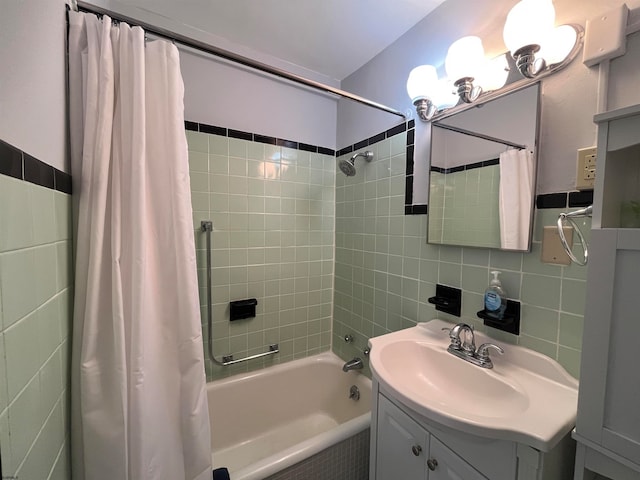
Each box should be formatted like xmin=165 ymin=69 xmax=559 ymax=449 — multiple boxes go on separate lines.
xmin=0 ymin=140 xmax=72 ymax=480
xmin=187 ymin=121 xmax=588 ymax=381
xmin=333 ymin=132 xmax=588 ymax=379
xmin=186 ymin=126 xmax=336 ymax=380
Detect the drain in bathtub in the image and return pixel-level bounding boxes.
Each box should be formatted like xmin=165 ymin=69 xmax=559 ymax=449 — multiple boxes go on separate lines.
xmin=349 ymin=385 xmax=360 ymax=401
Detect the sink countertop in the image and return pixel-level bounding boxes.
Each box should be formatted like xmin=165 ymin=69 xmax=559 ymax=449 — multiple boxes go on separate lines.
xmin=368 ymin=319 xmax=579 ymax=452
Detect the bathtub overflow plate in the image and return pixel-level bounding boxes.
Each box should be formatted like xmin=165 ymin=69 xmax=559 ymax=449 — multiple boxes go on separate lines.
xmin=349 ymin=385 xmax=360 ymax=401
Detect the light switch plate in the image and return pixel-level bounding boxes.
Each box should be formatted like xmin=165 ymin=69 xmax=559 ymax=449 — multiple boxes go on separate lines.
xmin=541 ymin=226 xmax=573 ymax=265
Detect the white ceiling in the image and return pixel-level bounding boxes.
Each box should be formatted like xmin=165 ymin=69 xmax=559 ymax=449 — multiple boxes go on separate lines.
xmin=115 ymin=0 xmax=447 ymax=81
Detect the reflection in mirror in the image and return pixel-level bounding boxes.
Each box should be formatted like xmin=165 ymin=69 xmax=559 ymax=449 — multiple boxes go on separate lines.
xmin=427 ymin=83 xmax=540 ymax=251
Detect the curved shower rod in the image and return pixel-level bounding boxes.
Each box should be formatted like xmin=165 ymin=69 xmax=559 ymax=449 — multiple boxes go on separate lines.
xmin=73 ymin=1 xmax=407 ymax=119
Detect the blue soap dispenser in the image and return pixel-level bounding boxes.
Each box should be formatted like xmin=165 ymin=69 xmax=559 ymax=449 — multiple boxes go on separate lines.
xmin=484 ymin=270 xmax=507 ymax=318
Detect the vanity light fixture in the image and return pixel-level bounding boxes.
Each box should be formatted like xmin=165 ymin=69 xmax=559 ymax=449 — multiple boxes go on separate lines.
xmin=445 ymin=36 xmax=485 ymax=103
xmin=503 ymin=0 xmax=580 ymax=78
xmin=406 ymin=65 xmax=439 ymax=121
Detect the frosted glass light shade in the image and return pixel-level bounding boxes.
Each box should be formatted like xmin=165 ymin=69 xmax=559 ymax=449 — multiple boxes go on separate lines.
xmin=538 ymin=25 xmax=578 ymax=65
xmin=475 ymin=54 xmax=510 ymax=92
xmin=406 ymin=65 xmax=438 ymax=102
xmin=445 ymin=36 xmax=485 ymax=81
xmin=503 ymin=0 xmax=556 ymax=54
xmin=432 ymin=79 xmax=459 ymax=109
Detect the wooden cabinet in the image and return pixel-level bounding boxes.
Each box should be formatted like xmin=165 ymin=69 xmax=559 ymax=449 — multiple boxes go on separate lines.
xmin=573 ymin=105 xmax=640 ymax=479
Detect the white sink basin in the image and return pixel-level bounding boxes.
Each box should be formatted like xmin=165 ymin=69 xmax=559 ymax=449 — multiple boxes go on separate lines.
xmin=369 ymin=319 xmax=579 ymax=451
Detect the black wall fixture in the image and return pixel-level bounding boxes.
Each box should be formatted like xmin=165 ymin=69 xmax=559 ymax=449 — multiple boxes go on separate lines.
xmin=428 ymin=284 xmax=462 ymax=317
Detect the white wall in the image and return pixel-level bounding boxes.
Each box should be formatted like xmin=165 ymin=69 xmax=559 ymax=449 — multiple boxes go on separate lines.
xmin=180 ymin=49 xmax=338 ymax=149
xmin=338 ymin=0 xmax=640 ymax=195
xmin=83 ymin=0 xmax=339 ymax=150
xmin=0 ymin=0 xmax=68 ymax=171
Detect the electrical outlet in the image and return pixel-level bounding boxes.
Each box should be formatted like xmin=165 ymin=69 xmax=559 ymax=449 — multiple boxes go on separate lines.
xmin=576 ymin=147 xmax=597 ymax=190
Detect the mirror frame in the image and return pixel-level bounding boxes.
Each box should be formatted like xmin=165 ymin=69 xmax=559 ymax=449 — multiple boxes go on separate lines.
xmin=426 ymin=81 xmax=541 ymax=251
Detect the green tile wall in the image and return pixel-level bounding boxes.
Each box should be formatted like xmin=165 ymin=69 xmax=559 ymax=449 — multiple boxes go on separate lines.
xmin=0 ymin=173 xmax=72 ymax=479
xmin=187 ymin=131 xmax=336 ymax=380
xmin=429 ymin=166 xmax=501 ymax=248
xmin=333 ymin=133 xmax=588 ymax=379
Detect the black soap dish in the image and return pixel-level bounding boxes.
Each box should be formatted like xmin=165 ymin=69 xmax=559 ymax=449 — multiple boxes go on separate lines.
xmin=428 ymin=284 xmax=462 ymax=317
xmin=477 ymin=299 xmax=521 ymax=335
xmin=230 ymin=298 xmax=258 ymax=321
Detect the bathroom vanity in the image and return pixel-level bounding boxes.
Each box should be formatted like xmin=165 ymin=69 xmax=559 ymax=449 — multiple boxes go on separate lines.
xmin=368 ymin=320 xmax=578 ymax=480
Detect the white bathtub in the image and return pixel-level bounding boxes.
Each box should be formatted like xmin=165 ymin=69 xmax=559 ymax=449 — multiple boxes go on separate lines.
xmin=207 ymin=351 xmax=372 ymax=480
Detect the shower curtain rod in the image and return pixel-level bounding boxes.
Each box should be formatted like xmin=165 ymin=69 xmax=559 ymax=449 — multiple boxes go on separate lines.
xmin=433 ymin=123 xmax=526 ymax=150
xmin=74 ymin=1 xmax=407 ymax=119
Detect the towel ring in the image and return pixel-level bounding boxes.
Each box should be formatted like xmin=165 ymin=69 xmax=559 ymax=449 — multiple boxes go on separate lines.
xmin=557 ymin=207 xmax=591 ymax=266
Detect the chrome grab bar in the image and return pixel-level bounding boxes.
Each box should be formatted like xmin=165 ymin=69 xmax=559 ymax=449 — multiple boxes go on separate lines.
xmin=556 ymin=205 xmax=592 ymax=266
xmin=201 ymin=220 xmax=279 ymax=367
xmin=220 ymin=344 xmax=280 ymax=366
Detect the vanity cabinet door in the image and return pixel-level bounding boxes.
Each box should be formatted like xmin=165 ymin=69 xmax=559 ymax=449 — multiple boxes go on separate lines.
xmin=428 ymin=436 xmax=488 ymax=480
xmin=376 ymin=395 xmax=429 ymax=480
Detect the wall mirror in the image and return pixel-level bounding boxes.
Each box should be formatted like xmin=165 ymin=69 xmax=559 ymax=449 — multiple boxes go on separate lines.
xmin=427 ymin=82 xmax=540 ymax=251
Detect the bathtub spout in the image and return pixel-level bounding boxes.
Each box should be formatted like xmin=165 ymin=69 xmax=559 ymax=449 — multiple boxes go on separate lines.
xmin=343 ymin=357 xmax=363 ymax=372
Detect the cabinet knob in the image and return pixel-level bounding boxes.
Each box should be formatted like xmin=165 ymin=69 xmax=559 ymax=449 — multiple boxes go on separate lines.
xmin=427 ymin=458 xmax=438 ymax=471
xmin=411 ymin=445 xmax=422 ymax=456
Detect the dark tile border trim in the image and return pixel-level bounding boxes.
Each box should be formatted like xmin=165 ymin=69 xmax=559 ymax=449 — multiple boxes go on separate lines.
xmin=535 ymin=190 xmax=594 ymax=209
xmin=430 ymin=158 xmax=499 ymax=174
xmin=334 ymin=119 xmax=417 ymax=215
xmin=0 ymin=139 xmax=71 ymax=194
xmin=336 ymin=120 xmax=411 ymax=158
xmin=186 ymin=121 xmax=335 ymax=156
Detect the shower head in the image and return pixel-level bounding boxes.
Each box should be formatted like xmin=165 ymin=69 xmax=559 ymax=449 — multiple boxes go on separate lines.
xmin=339 ymin=150 xmax=374 ymax=177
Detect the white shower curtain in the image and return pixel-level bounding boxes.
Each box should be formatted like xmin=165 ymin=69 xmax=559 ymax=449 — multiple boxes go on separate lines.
xmin=68 ymin=11 xmax=211 ymax=480
xmin=498 ymin=148 xmax=535 ymax=250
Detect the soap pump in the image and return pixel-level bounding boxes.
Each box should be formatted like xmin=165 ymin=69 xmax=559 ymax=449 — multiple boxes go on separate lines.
xmin=484 ymin=271 xmax=507 ymax=318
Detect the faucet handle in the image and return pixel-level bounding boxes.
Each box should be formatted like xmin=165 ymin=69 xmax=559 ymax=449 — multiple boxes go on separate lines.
xmin=476 ymin=343 xmax=504 ymax=364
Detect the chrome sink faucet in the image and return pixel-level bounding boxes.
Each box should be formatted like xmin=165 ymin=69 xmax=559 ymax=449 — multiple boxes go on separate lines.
xmin=444 ymin=323 xmax=504 ymax=369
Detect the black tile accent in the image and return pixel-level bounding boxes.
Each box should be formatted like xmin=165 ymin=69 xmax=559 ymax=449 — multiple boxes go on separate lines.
xmin=185 ymin=120 xmax=333 ymax=157
xmin=482 ymin=158 xmax=500 ymax=167
xmin=405 ymin=205 xmax=413 ymax=215
xmin=449 ymin=165 xmax=466 ymax=174
xmin=184 ymin=121 xmax=199 ymax=132
xmin=200 ymin=124 xmax=226 ymax=136
xmin=368 ymin=132 xmax=385 ymax=145
xmin=318 ymin=147 xmax=335 ymax=156
xmin=55 ymin=170 xmax=73 ymax=194
xmin=410 ymin=204 xmax=428 ymax=215
xmin=24 ymin=153 xmax=54 ymax=189
xmin=254 ymin=134 xmax=277 ymax=145
xmin=405 ymin=145 xmax=414 ymax=175
xmin=408 ymin=119 xmax=415 ymax=129
xmin=299 ymin=143 xmax=317 ymax=153
xmin=465 ymin=160 xmax=485 ymax=171
xmin=536 ymin=193 xmax=567 ymax=209
xmin=569 ymin=190 xmax=594 ymax=207
xmin=405 ymin=175 xmax=413 ymax=205
xmin=277 ymin=139 xmax=298 ymax=149
xmin=430 ymin=166 xmax=445 ymax=173
xmin=354 ymin=139 xmax=369 ymax=150
xmin=0 ymin=140 xmax=23 ymax=179
xmin=406 ymin=128 xmax=415 ymax=146
xmin=337 ymin=146 xmax=353 ymax=157
xmin=228 ymin=129 xmax=253 ymax=141
xmin=386 ymin=122 xmax=407 ymax=137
